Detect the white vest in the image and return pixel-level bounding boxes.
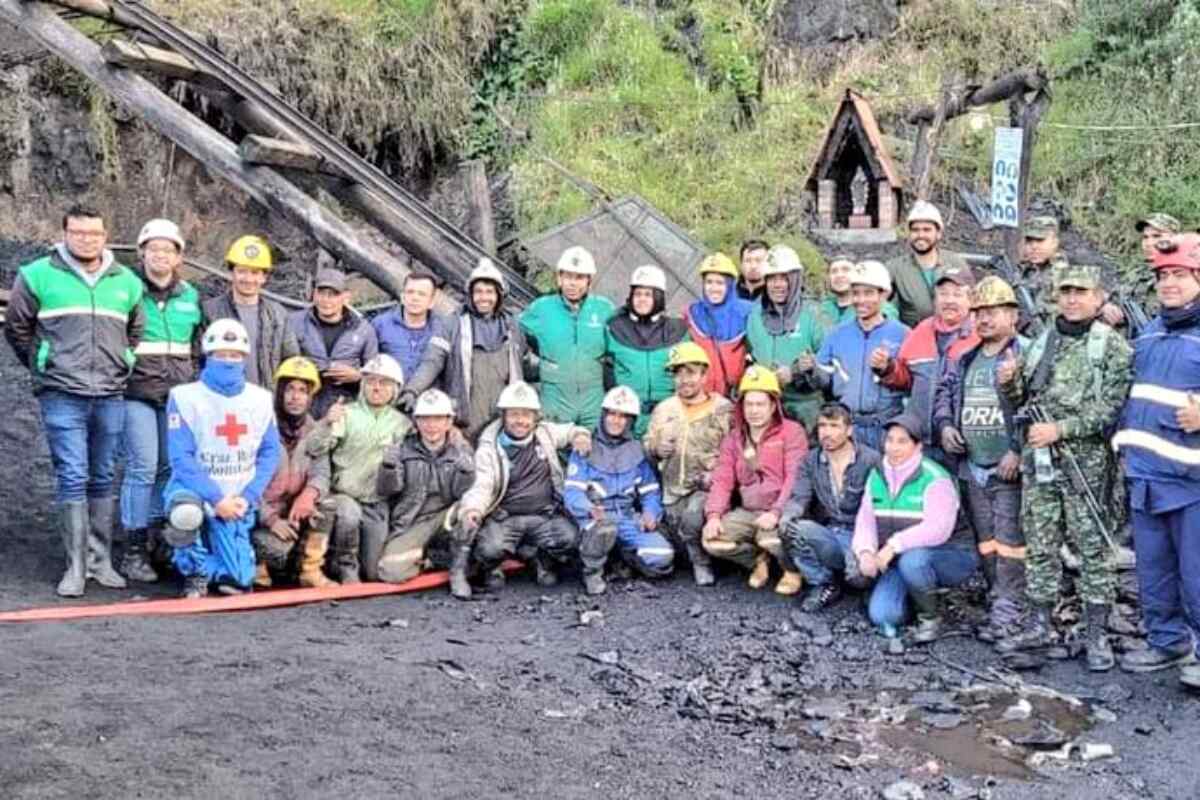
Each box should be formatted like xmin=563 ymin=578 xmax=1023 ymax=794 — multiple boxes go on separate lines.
xmin=169 ymin=380 xmax=276 ymax=497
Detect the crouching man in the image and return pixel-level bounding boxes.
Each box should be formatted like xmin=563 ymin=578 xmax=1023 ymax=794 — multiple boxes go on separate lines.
xmin=643 ymin=342 xmax=733 ymax=586
xmin=251 ymin=357 xmax=334 ymax=589
xmin=308 ymin=354 xmax=411 ymax=583
xmin=566 ymin=386 xmax=669 ymax=595
xmin=163 ymin=320 xmax=281 ymax=598
xmin=780 ymin=402 xmax=881 ymax=611
xmin=374 ymin=389 xmax=476 ymax=586
xmin=703 ymin=366 xmax=808 ymax=593
xmin=457 ymin=382 xmax=590 ymax=599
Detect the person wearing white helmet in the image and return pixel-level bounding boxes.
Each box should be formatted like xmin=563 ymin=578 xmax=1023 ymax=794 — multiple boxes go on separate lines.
xmin=821 ymin=252 xmax=900 ymax=325
xmin=565 ymin=385 xmax=670 ymax=594
xmin=603 ymin=264 xmax=690 ymax=437
xmin=307 ymin=352 xmax=412 ymax=582
xmin=886 ymin=200 xmax=969 ymax=328
xmin=163 ymin=319 xmax=281 ymax=597
xmin=519 ymin=245 xmax=616 ymax=428
xmin=456 ymin=381 xmax=592 ymax=599
xmin=745 ymin=243 xmax=835 ymax=431
xmin=800 ymin=261 xmax=911 ymax=451
xmin=405 ymin=257 xmax=533 ymax=439
xmin=118 ymin=218 xmax=204 ymax=583
xmin=5 ymin=203 xmax=147 ymax=597
xmin=373 ymin=389 xmax=476 ymax=587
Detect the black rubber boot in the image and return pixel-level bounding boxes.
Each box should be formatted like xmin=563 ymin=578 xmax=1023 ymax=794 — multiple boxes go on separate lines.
xmin=449 ymin=545 xmax=472 ymax=600
xmin=534 ymin=553 xmax=559 ymax=588
xmin=910 ymin=590 xmax=942 ymax=644
xmin=120 ymin=528 xmax=159 ymax=583
xmin=56 ymin=500 xmax=88 ymax=598
xmin=583 ymin=571 xmax=607 ymax=596
xmin=1085 ymin=603 xmax=1115 ymax=672
xmin=997 ymin=604 xmax=1055 ymax=653
xmin=86 ymin=497 xmax=127 ymax=588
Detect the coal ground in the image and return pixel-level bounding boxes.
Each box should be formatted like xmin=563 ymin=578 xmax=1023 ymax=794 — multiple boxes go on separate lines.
xmin=2 ymin=240 xmax=1200 ymax=799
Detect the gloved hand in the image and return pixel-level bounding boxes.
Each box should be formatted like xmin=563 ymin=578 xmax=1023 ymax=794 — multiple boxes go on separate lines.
xmin=397 ymin=390 xmax=417 ymax=414
xmin=288 ymin=486 xmax=319 ymax=526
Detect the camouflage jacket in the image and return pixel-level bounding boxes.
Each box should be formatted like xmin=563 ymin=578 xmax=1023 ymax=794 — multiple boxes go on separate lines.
xmin=1001 ymin=320 xmax=1133 ymax=445
xmin=1017 ymin=254 xmax=1069 ymax=327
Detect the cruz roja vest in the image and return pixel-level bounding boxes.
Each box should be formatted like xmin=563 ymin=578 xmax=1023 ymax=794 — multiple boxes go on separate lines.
xmin=169 ymin=380 xmax=276 ymax=497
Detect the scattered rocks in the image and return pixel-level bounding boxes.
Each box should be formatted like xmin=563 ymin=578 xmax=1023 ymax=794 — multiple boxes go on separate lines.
xmin=1079 ymin=742 xmax=1116 ymax=762
xmin=1001 ymin=698 xmax=1032 ymax=721
xmin=579 ymin=610 xmax=605 ymax=627
xmin=880 ymin=779 xmax=925 ymax=800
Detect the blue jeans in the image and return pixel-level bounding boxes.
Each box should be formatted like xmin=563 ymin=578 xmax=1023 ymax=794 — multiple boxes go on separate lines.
xmin=784 ymin=520 xmax=853 ymax=586
xmin=120 ymin=399 xmax=169 ymax=530
xmin=867 ymin=544 xmax=979 ymax=628
xmin=37 ymin=390 xmax=125 ymax=502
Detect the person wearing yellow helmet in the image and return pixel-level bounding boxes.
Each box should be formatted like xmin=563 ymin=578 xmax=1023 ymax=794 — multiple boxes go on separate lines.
xmin=201 ymin=234 xmax=299 ymax=389
xmin=683 ymin=253 xmax=754 ymax=396
xmin=251 ymin=356 xmax=338 ymax=589
xmin=644 ymin=342 xmax=734 ymax=585
xmin=702 ymin=366 xmax=809 ymax=594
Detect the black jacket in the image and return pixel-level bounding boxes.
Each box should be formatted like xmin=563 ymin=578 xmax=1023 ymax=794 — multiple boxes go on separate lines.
xmin=202 ymin=292 xmax=300 ymax=388
xmin=376 ymin=431 xmax=475 ymax=539
xmin=781 ymin=441 xmax=881 ymax=530
xmin=930 ymin=339 xmax=1023 ymax=480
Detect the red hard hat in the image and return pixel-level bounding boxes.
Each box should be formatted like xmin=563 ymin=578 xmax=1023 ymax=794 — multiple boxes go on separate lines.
xmin=1152 ymin=233 xmax=1200 ymax=271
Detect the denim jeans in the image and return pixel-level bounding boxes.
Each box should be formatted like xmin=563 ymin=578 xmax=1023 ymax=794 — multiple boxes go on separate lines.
xmin=867 ymin=544 xmax=979 ymax=628
xmin=120 ymin=399 xmax=169 ymax=530
xmin=783 ymin=520 xmax=854 ymax=586
xmin=37 ymin=390 xmax=125 ymax=503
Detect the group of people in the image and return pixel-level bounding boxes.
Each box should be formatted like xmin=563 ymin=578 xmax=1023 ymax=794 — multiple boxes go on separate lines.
xmin=7 ymin=202 xmax=1200 ymax=691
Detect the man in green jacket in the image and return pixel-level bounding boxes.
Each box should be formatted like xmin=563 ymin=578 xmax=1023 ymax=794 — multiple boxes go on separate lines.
xmin=886 ymin=201 xmax=968 ymax=328
xmin=306 ymin=353 xmax=411 ymax=583
xmin=5 ymin=204 xmax=146 ymax=597
xmin=520 ymin=246 xmax=616 ymax=429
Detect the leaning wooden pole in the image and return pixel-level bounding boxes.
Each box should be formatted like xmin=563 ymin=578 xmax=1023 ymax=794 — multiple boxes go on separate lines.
xmin=0 ymin=0 xmax=411 ymax=300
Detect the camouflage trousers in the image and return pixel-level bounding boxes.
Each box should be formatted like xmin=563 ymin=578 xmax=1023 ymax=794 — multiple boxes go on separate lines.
xmin=1020 ymin=442 xmax=1116 ymax=606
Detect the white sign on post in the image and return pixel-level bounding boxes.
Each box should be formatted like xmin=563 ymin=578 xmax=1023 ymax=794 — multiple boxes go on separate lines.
xmin=991 ymin=127 xmax=1024 ymax=228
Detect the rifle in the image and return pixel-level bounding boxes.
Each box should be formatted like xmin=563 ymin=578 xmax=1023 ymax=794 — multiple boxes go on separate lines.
xmin=1116 ymin=291 xmax=1152 ymax=339
xmin=989 ymin=255 xmax=1046 ymax=335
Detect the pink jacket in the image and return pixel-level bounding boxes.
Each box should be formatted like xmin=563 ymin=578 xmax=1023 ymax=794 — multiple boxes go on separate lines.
xmin=851 ymin=450 xmax=959 ymax=555
xmin=705 ymin=403 xmax=808 ymax=518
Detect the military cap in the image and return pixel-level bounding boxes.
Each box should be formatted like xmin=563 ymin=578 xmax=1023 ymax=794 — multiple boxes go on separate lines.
xmin=1135 ymin=213 xmax=1182 ymax=234
xmin=1023 ymin=216 xmax=1060 ymax=240
xmin=1054 ymin=264 xmax=1102 ymax=291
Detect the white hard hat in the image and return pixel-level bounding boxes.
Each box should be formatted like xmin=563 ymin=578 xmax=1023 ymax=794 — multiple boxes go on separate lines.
xmin=763 ymin=244 xmax=802 ymax=276
xmin=851 ymin=260 xmax=892 ymax=293
xmin=630 ymin=264 xmax=667 ymax=292
xmin=496 ymin=381 xmax=542 ymax=411
xmin=360 ymin=353 xmax=405 ymax=386
xmin=137 ymin=218 xmax=185 ymax=251
xmin=469 ymin=257 xmax=508 ymax=294
xmin=906 ymin=200 xmax=944 ymax=229
xmin=601 ymin=385 xmax=641 ymax=417
xmin=556 ymin=246 xmax=596 ymax=276
xmin=202 ymin=319 xmax=251 ymax=356
xmin=413 ymin=388 xmax=454 ymax=417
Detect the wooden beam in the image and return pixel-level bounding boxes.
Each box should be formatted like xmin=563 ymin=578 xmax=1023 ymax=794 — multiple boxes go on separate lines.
xmin=0 ymin=0 xmax=410 ymax=300
xmin=238 ymin=134 xmax=335 ymax=174
xmin=905 ymin=69 xmax=1047 ymax=125
xmin=459 ymin=159 xmax=496 ymax=256
xmin=101 ymin=39 xmax=227 ymax=91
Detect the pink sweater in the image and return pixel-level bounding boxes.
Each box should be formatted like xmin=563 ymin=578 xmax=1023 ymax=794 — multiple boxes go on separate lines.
xmin=852 ymin=450 xmax=959 ymax=555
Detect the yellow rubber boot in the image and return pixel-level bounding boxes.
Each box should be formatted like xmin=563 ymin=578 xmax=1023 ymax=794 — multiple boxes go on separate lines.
xmin=299 ymin=532 xmax=335 ymax=588
xmin=748 ymin=552 xmax=771 ymax=589
xmin=253 ymin=561 xmax=272 ymax=589
xmin=775 ymin=570 xmax=803 ymax=596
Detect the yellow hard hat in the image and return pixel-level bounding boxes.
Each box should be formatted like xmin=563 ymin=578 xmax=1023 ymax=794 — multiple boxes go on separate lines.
xmin=666 ymin=341 xmax=711 ymax=371
xmin=738 ymin=364 xmax=781 ymax=397
xmin=971 ymin=276 xmax=1019 ymax=309
xmin=225 ymin=235 xmax=273 ymax=271
xmin=274 ymin=356 xmax=321 ymax=393
xmin=699 ymin=252 xmax=738 ymax=280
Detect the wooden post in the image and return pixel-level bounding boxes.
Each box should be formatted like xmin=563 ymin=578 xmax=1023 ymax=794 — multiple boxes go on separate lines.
xmin=459 ymin=159 xmax=496 ymax=256
xmin=909 ymin=75 xmax=956 ymax=202
xmin=1004 ymin=87 xmax=1051 ymax=266
xmin=0 ymin=0 xmax=411 ymax=301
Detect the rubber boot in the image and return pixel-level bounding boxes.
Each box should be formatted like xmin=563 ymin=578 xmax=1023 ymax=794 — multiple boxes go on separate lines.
xmin=775 ymin=570 xmax=803 ymax=596
xmin=584 ymin=571 xmax=607 ymax=596
xmin=182 ymin=574 xmax=208 ymax=599
xmin=534 ymin=553 xmax=559 ymax=588
xmin=997 ymin=604 xmax=1054 ymax=654
xmin=910 ymin=590 xmax=942 ymax=644
xmin=56 ymin=500 xmax=88 ymax=598
xmin=298 ymin=532 xmax=335 ymax=588
xmin=1085 ymin=603 xmax=1115 ymax=672
xmin=747 ymin=551 xmax=771 ymax=589
xmin=254 ymin=561 xmax=273 ymax=589
xmin=86 ymin=497 xmax=127 ymax=589
xmin=449 ymin=545 xmax=472 ymax=600
xmin=119 ymin=528 xmax=159 ymax=583
xmin=685 ymin=541 xmax=715 ymax=587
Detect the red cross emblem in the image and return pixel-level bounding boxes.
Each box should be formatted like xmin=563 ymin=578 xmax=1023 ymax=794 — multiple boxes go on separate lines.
xmin=215 ymin=413 xmax=248 ymax=447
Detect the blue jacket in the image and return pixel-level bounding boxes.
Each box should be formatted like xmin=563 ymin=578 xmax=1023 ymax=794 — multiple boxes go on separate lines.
xmin=811 ymin=318 xmax=910 ymax=417
xmin=371 ymin=308 xmax=451 ymax=383
xmin=563 ymin=433 xmax=663 ymax=526
xmin=1115 ymin=313 xmax=1200 ymax=512
xmin=290 ymin=306 xmax=379 ymax=416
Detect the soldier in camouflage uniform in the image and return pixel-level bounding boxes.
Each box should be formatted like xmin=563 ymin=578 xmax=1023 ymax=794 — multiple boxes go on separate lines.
xmin=1016 ymin=215 xmax=1069 ymax=329
xmin=995 ymin=264 xmax=1134 ymax=672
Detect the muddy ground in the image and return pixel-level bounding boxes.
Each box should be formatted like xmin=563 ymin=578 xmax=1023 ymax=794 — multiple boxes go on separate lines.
xmin=2 ymin=240 xmax=1200 ymax=800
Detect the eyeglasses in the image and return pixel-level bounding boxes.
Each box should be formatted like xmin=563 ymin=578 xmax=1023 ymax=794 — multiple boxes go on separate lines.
xmin=143 ymin=245 xmax=178 ymax=256
xmin=65 ymin=229 xmax=106 ymax=239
